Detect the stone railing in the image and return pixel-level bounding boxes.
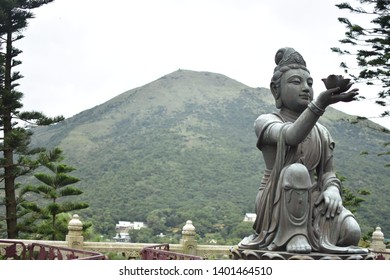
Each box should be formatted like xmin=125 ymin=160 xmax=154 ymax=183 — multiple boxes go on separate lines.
xmin=81 ymin=219 xmax=233 ymax=260
xmin=1 ymin=215 xmax=389 ymax=260
xmin=1 ymin=216 xmax=232 ymax=260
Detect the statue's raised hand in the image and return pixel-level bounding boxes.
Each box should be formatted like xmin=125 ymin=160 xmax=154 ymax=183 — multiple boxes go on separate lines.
xmin=315 ymin=87 xmax=359 ymax=109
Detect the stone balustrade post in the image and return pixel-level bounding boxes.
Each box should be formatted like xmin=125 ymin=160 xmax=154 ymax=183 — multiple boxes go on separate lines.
xmin=180 ymin=220 xmax=197 ymax=255
xmin=66 ymin=214 xmax=84 ymax=249
xmin=370 ymin=226 xmax=386 ymax=252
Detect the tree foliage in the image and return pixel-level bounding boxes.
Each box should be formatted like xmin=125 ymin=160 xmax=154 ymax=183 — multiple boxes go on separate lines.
xmin=0 ymin=0 xmax=63 ymax=238
xmin=332 ymin=0 xmax=390 ymax=167
xmin=18 ymin=148 xmax=88 ymax=240
xmin=331 ymin=0 xmax=389 ymax=117
xmin=337 ymin=173 xmax=371 ymax=214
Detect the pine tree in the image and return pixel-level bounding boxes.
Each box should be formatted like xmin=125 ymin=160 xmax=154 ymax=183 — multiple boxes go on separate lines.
xmin=331 ymin=0 xmax=389 ymax=118
xmin=18 ymin=148 xmax=89 ymax=240
xmin=332 ymin=0 xmax=390 ymax=167
xmin=338 ymin=173 xmax=370 ymax=215
xmin=0 ymin=0 xmax=64 ymax=238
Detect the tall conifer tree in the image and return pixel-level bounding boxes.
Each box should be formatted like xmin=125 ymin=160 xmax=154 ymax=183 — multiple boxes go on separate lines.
xmin=0 ymin=0 xmax=63 ymax=238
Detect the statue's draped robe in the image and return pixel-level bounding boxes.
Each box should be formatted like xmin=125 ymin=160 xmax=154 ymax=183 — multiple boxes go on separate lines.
xmin=248 ymin=112 xmax=357 ymax=253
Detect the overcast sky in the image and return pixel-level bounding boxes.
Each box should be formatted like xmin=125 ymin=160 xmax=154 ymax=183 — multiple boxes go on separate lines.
xmin=14 ymin=0 xmax=389 ymax=128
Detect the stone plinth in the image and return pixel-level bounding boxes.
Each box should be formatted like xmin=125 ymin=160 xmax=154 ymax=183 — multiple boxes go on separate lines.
xmin=230 ymin=247 xmax=376 ymax=260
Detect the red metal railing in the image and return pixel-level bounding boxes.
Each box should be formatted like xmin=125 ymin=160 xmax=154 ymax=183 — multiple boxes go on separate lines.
xmin=27 ymin=242 xmax=107 ymax=260
xmin=371 ymin=250 xmax=390 ymax=260
xmin=0 ymin=240 xmax=106 ymax=260
xmin=0 ymin=240 xmax=27 ymax=260
xmin=140 ymin=244 xmax=203 ymax=260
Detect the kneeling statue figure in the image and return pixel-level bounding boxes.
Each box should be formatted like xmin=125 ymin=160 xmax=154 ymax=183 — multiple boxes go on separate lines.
xmin=239 ymin=47 xmax=368 ymax=254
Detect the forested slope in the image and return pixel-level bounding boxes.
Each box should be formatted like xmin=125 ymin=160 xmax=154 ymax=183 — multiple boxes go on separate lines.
xmin=29 ymin=69 xmax=390 ymax=238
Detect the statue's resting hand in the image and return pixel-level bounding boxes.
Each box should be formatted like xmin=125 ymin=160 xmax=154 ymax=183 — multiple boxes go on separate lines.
xmin=315 ymin=186 xmax=343 ymax=219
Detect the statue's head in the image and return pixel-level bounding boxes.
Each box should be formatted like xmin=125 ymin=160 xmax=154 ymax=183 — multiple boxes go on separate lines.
xmin=270 ymin=48 xmax=313 ymax=112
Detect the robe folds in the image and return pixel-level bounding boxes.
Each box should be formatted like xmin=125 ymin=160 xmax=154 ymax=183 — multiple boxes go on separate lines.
xmin=240 ymin=113 xmax=360 ymax=253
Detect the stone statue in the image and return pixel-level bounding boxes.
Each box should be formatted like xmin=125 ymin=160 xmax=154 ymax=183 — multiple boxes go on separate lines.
xmin=239 ymin=47 xmax=368 ymax=255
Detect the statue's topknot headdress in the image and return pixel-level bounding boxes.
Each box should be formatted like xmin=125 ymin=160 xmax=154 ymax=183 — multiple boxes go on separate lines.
xmin=273 ymin=47 xmax=306 ymax=73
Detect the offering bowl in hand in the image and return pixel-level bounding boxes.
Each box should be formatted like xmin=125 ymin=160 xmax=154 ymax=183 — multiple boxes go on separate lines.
xmin=321 ymin=75 xmax=353 ymax=94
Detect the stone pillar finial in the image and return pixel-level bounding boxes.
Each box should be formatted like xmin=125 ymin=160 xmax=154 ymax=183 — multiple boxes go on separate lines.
xmin=66 ymin=214 xmax=84 ymax=249
xmin=182 ymin=220 xmax=196 ymax=236
xmin=181 ymin=220 xmax=197 ymax=255
xmin=370 ymin=226 xmax=386 ymax=252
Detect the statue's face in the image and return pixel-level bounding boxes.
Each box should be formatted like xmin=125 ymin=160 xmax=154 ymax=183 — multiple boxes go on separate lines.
xmin=279 ymin=68 xmax=313 ymax=113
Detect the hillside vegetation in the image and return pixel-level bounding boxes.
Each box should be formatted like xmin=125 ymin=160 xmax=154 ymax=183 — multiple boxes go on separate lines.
xmin=29 ymin=69 xmax=390 ymax=240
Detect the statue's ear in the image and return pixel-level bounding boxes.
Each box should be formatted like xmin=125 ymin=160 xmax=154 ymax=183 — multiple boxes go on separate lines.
xmin=270 ymin=82 xmax=282 ymax=108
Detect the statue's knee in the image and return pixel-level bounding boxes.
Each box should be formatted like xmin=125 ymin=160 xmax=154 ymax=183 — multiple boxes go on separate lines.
xmin=281 ymin=164 xmax=311 ymax=219
xmin=281 ymin=163 xmax=311 ymax=190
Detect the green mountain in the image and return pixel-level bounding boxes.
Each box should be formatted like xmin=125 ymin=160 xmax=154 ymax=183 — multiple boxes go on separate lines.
xmin=29 ymin=69 xmax=390 ymax=238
